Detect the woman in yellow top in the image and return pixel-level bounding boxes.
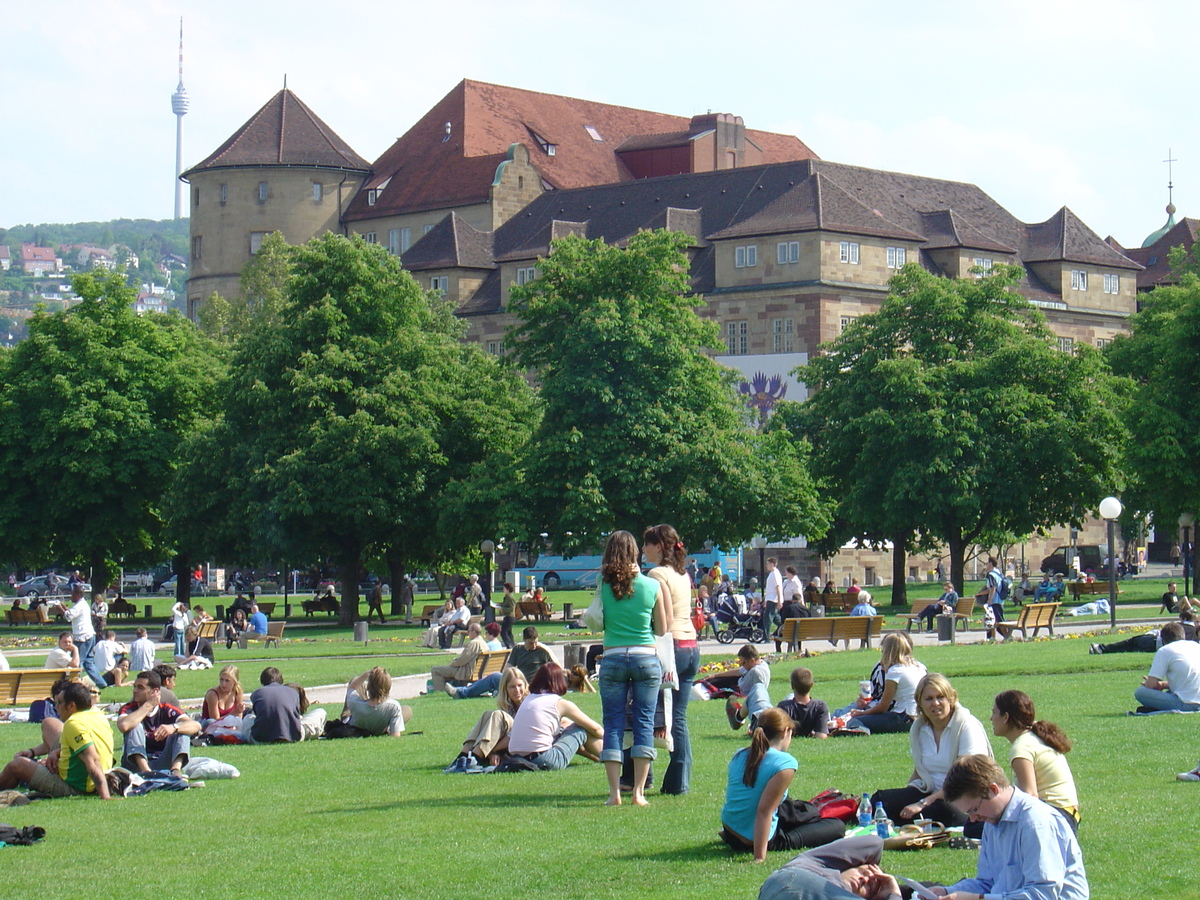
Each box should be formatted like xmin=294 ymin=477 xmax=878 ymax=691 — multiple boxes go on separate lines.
xmin=643 ymin=523 xmax=697 ymax=795
xmin=990 ymin=689 xmax=1080 ymax=832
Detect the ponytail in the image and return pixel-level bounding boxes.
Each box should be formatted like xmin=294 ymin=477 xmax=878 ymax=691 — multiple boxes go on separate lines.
xmin=742 ymin=729 xmax=771 ymax=787
xmin=1030 ymin=720 xmax=1072 ymax=754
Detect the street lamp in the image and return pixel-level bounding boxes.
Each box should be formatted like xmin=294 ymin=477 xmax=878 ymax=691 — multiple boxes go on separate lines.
xmin=1180 ymin=513 xmax=1195 ymax=598
xmin=752 ymin=536 xmax=768 ymax=582
xmin=1100 ymin=496 xmax=1123 ymax=629
xmin=480 ymin=539 xmax=495 ymax=623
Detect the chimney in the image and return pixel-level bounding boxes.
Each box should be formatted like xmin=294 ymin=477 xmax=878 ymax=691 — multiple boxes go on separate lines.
xmin=689 ymin=113 xmax=745 ymax=170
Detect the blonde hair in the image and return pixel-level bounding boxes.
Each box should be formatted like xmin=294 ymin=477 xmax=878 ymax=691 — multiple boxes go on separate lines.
xmin=496 ymin=667 xmax=528 ymax=715
xmin=219 ymin=665 xmax=243 ymax=707
xmin=365 ymin=667 xmax=392 ymax=703
xmin=915 ymin=672 xmax=958 ymax=727
xmin=879 ymin=632 xmax=915 ymax=671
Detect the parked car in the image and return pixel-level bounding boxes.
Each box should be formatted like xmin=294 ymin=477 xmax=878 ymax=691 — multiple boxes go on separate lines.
xmin=15 ymin=574 xmax=75 ymax=598
xmin=160 ymin=575 xmax=210 ymax=596
xmin=1040 ymin=544 xmax=1104 ymax=576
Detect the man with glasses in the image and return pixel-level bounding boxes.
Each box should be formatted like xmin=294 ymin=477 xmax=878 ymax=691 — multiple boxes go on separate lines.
xmin=932 ymin=754 xmax=1088 ymax=900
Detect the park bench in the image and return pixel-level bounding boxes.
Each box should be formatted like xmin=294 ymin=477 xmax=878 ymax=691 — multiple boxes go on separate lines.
xmin=302 ymin=596 xmax=339 ymax=617
xmin=821 ymin=591 xmax=856 ymax=612
xmin=419 ymin=604 xmax=443 ymax=626
xmin=108 ymin=598 xmax=137 ymax=619
xmin=5 ymin=606 xmax=52 ymax=626
xmin=898 ymin=596 xmax=977 ymax=633
xmin=256 ymin=602 xmax=276 ymax=616
xmin=196 ymin=620 xmax=222 ymax=641
xmin=778 ymin=615 xmax=884 ymax=653
xmin=898 ymin=599 xmax=937 ymax=632
xmin=239 ymin=621 xmax=285 ymax=649
xmin=0 ymin=668 xmax=81 ymax=707
xmin=1068 ymin=581 xmax=1121 ymax=602
xmin=454 ymin=615 xmax=485 ymax=646
xmin=995 ymin=602 xmax=1061 ymax=642
xmin=449 ymin=649 xmax=511 ymax=687
xmin=517 ymin=600 xmax=553 ymax=621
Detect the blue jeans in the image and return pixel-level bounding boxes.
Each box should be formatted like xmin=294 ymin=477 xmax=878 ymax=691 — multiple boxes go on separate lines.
xmin=846 ymin=710 xmax=913 ymax=734
xmin=75 ymin=635 xmax=104 ymax=687
xmin=173 ymin=628 xmax=186 ymax=658
xmin=529 ymin=724 xmax=589 ymax=770
xmin=122 ymin=726 xmax=191 ymax=771
xmin=599 ymin=649 xmax=661 ymax=763
xmin=662 ymin=643 xmax=700 ymax=795
xmin=1135 ymin=685 xmax=1200 ymax=711
xmin=457 ymin=672 xmax=501 ymax=699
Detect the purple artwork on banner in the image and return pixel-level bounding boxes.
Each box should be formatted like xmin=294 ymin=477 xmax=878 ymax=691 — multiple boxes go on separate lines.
xmin=738 ymin=371 xmax=787 ymax=423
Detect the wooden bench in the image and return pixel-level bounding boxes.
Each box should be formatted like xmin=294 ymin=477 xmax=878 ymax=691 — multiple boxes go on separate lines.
xmin=419 ymin=604 xmax=443 ymax=626
xmin=898 ymin=599 xmax=938 ymax=632
xmin=0 ymin=668 xmax=81 ymax=707
xmin=108 ymin=598 xmax=137 ymax=619
xmin=995 ymin=602 xmax=1061 ymax=641
xmin=256 ymin=602 xmax=276 ymax=616
xmin=196 ymin=620 xmax=222 ymax=641
xmin=302 ymin=596 xmax=340 ymax=617
xmin=1068 ymin=581 xmax=1120 ymax=601
xmin=819 ymin=591 xmax=857 ymax=612
xmin=454 ymin=649 xmax=511 ymax=686
xmin=238 ymin=621 xmax=285 ymax=649
xmin=454 ymin=615 xmax=485 ymax=646
xmin=5 ymin=606 xmax=52 ymax=626
xmin=779 ymin=615 xmax=885 ymax=652
xmin=517 ymin=600 xmax=553 ymax=621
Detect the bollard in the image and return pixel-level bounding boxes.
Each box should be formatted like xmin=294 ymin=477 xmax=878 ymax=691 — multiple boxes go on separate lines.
xmin=284 ymin=603 xmax=292 ymax=618
xmin=353 ymin=621 xmax=369 ymax=645
xmin=215 ymin=604 xmax=224 ymax=620
xmin=144 ymin=604 xmax=153 ymax=619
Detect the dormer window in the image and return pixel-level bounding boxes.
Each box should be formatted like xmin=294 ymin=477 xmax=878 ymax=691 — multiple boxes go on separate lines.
xmin=529 ymin=128 xmax=556 ymax=157
xmin=367 ymin=189 xmax=380 ymax=206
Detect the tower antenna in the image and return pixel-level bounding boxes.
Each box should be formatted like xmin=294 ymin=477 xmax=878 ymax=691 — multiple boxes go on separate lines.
xmin=171 ymin=17 xmax=190 ymax=219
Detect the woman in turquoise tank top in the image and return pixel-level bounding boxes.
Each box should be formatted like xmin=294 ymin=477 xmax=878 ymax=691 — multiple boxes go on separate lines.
xmin=598 ymin=530 xmax=671 ymax=807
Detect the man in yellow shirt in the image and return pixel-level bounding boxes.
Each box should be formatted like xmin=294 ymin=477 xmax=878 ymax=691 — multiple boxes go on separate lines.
xmin=0 ymin=681 xmax=113 ymax=798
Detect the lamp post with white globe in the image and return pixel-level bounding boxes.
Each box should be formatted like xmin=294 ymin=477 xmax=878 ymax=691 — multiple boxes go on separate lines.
xmin=1100 ymin=497 xmax=1123 ymax=629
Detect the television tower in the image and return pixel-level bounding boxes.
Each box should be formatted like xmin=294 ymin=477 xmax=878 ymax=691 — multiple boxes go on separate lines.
xmin=171 ymin=18 xmax=189 ymax=219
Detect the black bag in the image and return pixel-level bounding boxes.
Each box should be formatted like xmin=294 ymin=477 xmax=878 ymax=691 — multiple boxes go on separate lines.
xmin=492 ymin=755 xmax=539 ymax=773
xmin=775 ymin=797 xmax=823 ymax=829
xmin=0 ymin=824 xmax=45 ymax=845
xmin=324 ymin=720 xmax=371 ymax=739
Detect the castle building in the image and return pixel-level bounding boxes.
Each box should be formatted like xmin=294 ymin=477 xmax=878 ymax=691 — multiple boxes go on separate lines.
xmin=1108 ymin=202 xmax=1198 ymax=295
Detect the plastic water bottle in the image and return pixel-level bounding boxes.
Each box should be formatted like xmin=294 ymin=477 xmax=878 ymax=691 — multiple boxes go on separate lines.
xmin=858 ymin=793 xmax=872 ymax=828
xmin=873 ymin=801 xmax=890 ymax=839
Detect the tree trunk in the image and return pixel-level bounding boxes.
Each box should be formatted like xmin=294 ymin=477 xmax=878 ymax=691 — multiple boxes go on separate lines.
xmin=337 ymin=543 xmax=364 ymax=628
xmin=890 ymin=533 xmax=908 ymax=607
xmin=89 ymin=552 xmax=112 ymax=603
xmin=947 ymin=534 xmax=968 ymax=598
xmin=173 ymin=555 xmax=192 ymax=607
xmin=385 ymin=546 xmax=407 ymax=616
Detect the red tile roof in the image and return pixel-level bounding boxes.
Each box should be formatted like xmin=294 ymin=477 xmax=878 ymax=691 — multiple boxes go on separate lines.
xmin=183 ymin=89 xmax=370 ymax=176
xmin=21 ymin=245 xmax=56 ymax=262
xmin=345 ymin=79 xmax=816 ymax=222
xmin=1121 ymin=216 xmax=1199 ymax=289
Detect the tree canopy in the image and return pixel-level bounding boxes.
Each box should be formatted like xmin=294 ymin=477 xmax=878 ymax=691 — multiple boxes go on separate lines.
xmin=0 ymin=270 xmax=223 ymax=590
xmin=503 ymin=230 xmax=828 ymax=555
xmin=175 ymin=233 xmax=537 ymax=623
xmin=785 ymin=263 xmax=1128 ymax=591
xmin=1106 ymin=242 xmax=1200 ymax=525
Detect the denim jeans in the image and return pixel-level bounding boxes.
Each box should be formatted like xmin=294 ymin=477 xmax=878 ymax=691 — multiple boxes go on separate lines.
xmin=458 ymin=672 xmax=501 ymax=699
xmin=530 ymin=724 xmax=589 ymax=770
xmin=75 ymin=635 xmax=104 ymax=687
xmin=662 ymin=643 xmax=700 ymax=794
xmin=1135 ymin=685 xmax=1200 ymax=712
xmin=122 ymin=726 xmax=191 ymax=771
xmin=845 ymin=710 xmax=913 ymax=734
xmin=599 ymin=649 xmax=661 ymax=763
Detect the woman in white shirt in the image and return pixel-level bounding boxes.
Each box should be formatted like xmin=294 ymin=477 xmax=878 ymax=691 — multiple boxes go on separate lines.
xmin=845 ymin=633 xmax=926 ymax=733
xmin=870 ymin=672 xmax=991 ymax=838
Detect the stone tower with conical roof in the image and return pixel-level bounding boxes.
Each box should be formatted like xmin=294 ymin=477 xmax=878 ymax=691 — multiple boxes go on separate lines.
xmin=181 ymin=88 xmax=371 ymax=317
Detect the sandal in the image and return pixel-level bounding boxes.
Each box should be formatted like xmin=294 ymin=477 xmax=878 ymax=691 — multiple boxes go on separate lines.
xmin=948 ymin=835 xmax=981 ymax=850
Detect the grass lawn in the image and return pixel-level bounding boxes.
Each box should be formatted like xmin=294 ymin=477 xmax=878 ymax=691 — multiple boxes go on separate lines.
xmin=0 ymin=634 xmax=1193 ymax=899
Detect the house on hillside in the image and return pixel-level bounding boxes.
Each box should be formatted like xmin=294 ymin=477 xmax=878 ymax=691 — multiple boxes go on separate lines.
xmin=19 ymin=244 xmax=61 ymax=276
xmin=0 ymin=246 xmax=10 ymax=271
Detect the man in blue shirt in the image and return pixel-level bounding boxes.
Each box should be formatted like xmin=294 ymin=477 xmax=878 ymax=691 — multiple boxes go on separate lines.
xmin=935 ymin=754 xmax=1088 ymax=900
xmin=247 ymin=603 xmax=269 ymax=635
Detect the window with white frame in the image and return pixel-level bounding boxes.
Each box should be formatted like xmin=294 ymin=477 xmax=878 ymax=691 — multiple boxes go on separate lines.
xmin=423 ymin=224 xmax=433 ymax=234
xmin=486 ymin=340 xmax=507 ymax=356
xmin=312 ymin=182 xmax=323 ymax=202
xmin=1095 ymin=337 xmax=1110 ymax=349
xmin=735 ymin=245 xmax=758 ymax=268
xmin=367 ymin=189 xmax=379 ymax=206
xmin=1071 ymin=269 xmax=1088 ymax=291
xmin=516 ymin=267 xmax=538 ymax=285
xmin=839 ymin=241 xmax=860 ymax=264
xmin=219 ymin=183 xmax=228 ymax=205
xmin=401 ymin=227 xmax=412 ymax=252
xmin=725 ymin=321 xmax=748 ymax=355
xmin=1056 ymin=336 xmax=1075 ymax=354
xmin=1103 ymin=273 xmax=1119 ymax=294
xmin=972 ymin=256 xmax=993 ymax=274
xmin=772 ymin=318 xmax=794 ymax=353
xmin=191 ymin=235 xmax=202 ymax=260
xmin=363 ymin=232 xmax=377 ymax=244
xmin=430 ymin=275 xmax=448 ymax=294
xmin=388 ymin=229 xmax=401 ymax=255
xmin=839 ymin=315 xmax=856 ymax=333
xmin=249 ymin=232 xmax=268 ymax=254
xmin=886 ymin=247 xmax=906 ymax=268
xmin=257 ymin=182 xmax=268 ymax=202
xmin=777 ymin=241 xmax=800 ymax=264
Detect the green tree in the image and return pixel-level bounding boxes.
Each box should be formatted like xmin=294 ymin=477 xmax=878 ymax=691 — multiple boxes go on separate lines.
xmin=196 ymin=231 xmax=295 ymax=341
xmin=1106 ymin=243 xmax=1200 ymax=524
xmin=186 ymin=233 xmax=536 ymax=625
xmin=0 ymin=270 xmax=223 ymax=592
xmin=503 ymin=230 xmax=828 ymax=554
xmin=788 ymin=264 xmax=1128 ymax=593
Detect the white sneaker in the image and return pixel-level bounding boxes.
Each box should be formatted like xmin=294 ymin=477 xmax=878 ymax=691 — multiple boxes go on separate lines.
xmin=1177 ymin=770 xmax=1200 ymax=782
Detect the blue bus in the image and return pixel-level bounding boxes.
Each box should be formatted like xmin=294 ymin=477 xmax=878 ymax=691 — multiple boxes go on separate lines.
xmin=522 ymin=546 xmax=741 ymax=589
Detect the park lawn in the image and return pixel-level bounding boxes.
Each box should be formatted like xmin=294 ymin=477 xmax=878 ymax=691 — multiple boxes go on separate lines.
xmin=0 ymin=635 xmax=1192 ymax=899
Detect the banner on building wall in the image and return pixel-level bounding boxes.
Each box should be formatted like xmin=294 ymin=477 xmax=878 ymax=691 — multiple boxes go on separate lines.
xmin=714 ymin=352 xmax=808 ymax=423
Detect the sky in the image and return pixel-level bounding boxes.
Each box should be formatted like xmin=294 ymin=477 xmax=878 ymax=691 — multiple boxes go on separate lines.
xmin=2 ymin=0 xmax=1191 ymax=250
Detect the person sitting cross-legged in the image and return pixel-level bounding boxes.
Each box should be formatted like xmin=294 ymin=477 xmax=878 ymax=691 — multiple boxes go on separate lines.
xmin=0 ymin=681 xmax=113 ymax=800
xmin=449 ymin=667 xmax=529 ymax=770
xmin=117 ymin=669 xmax=201 ymax=776
xmin=1133 ymin=621 xmax=1200 ymax=712
xmin=507 ymin=662 xmax=603 ymax=771
xmin=327 ymin=667 xmax=411 ymax=738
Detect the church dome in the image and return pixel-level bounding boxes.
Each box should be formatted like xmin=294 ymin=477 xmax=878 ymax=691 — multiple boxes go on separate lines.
xmin=1141 ymin=202 xmax=1178 ymax=248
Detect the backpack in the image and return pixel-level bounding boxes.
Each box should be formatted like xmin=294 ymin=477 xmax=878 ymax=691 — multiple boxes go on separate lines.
xmin=998 ymin=575 xmax=1012 ymax=602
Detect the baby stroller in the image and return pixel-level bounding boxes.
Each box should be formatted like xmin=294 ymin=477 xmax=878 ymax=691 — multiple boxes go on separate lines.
xmin=714 ymin=594 xmax=765 ymax=644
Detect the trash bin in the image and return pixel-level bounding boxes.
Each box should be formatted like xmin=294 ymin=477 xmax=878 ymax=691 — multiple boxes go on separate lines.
xmin=353 ymin=621 xmax=369 ymax=645
xmin=936 ymin=614 xmax=956 ymax=643
xmin=562 ymin=642 xmax=583 ymax=670
xmin=813 ymin=605 xmax=826 ymax=618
